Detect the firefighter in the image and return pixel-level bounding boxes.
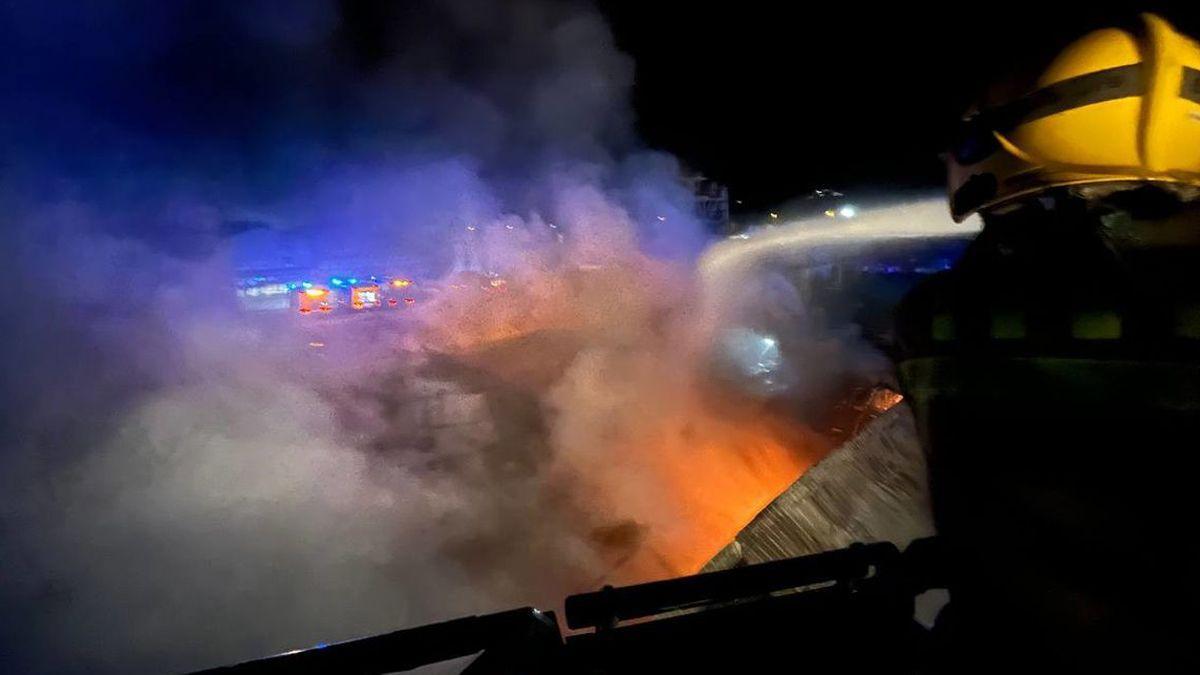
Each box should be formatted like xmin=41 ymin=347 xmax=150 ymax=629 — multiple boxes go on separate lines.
xmin=895 ymin=13 xmax=1200 ymax=672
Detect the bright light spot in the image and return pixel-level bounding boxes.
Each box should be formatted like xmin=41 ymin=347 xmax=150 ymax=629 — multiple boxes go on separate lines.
xmin=717 ymin=328 xmax=789 ymax=394
xmin=548 ymin=223 xmax=557 ymax=229
xmin=505 ymin=224 xmax=514 ymax=230
xmin=838 ymin=205 xmax=857 ymax=218
xmin=391 ymin=278 xmax=412 ymax=288
xmin=824 ymin=209 xmax=836 ymax=218
xmin=656 ymin=215 xmax=667 ymax=221
xmin=304 ymin=288 xmax=327 ymax=298
xmin=301 ymin=281 xmax=313 ymax=289
xmin=330 ymin=277 xmax=343 ymax=286
xmin=466 ymin=225 xmax=477 ymax=231
xmin=768 ymin=212 xmax=779 ymax=219
xmin=308 ymin=341 xmax=325 ymax=348
xmin=348 ymin=277 xmax=358 ymax=284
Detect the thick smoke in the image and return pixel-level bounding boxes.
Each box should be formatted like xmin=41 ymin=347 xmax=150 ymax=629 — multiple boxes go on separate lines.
xmin=0 ymin=2 xmax=970 ymax=672
xmin=0 ymin=2 xmax=809 ymax=673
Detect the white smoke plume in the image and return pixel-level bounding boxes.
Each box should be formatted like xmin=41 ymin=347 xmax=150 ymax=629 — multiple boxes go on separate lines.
xmin=0 ymin=3 xmax=968 ymax=673
xmin=0 ymin=2 xmax=795 ymax=673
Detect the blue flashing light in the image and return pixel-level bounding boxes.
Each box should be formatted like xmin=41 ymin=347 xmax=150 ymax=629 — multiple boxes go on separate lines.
xmin=348 ymin=277 xmax=358 ymax=285
xmin=301 ymin=281 xmax=313 ymax=289
xmin=331 ymin=277 xmax=344 ymax=286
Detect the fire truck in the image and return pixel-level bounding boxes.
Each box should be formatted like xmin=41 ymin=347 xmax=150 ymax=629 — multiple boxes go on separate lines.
xmin=384 ymin=276 xmax=419 ymax=308
xmin=295 ymin=286 xmax=335 ymax=314
xmin=350 ymin=283 xmax=383 ymax=310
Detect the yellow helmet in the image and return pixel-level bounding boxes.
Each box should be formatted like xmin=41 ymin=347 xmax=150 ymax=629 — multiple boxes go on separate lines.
xmin=949 ymin=13 xmax=1200 ymax=221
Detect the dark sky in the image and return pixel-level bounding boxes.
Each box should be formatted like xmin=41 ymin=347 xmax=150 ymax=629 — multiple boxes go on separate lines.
xmin=598 ymin=1 xmax=1200 ymax=207
xmin=4 ymin=1 xmax=1200 ymax=217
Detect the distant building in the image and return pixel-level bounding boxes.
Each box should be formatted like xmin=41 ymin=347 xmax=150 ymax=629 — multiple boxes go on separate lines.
xmin=689 ymin=174 xmax=731 ymax=234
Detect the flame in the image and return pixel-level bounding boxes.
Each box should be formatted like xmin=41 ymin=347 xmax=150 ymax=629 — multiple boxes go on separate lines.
xmin=601 ymin=408 xmax=825 ymax=582
xmin=413 ymin=252 xmax=824 ymax=589
xmin=867 ymin=388 xmax=904 ymax=413
xmin=348 ymin=200 xmax=971 ymax=605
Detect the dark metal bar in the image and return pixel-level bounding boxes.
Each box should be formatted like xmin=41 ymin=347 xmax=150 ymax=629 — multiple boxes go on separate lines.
xmin=183 ymin=542 xmax=909 ymax=673
xmin=563 ymin=541 xmax=899 ymax=629
xmin=186 ymin=608 xmax=559 ymax=675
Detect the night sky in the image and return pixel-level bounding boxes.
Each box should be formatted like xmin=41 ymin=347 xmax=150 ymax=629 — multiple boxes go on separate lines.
xmin=6 ymin=2 xmax=1200 ymax=216
xmin=598 ymin=1 xmax=1200 ymax=208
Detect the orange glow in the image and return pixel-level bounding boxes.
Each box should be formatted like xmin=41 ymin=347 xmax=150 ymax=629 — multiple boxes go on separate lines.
xmin=418 ymin=263 xmax=827 ymax=591
xmin=318 ymin=305 xmax=332 ymax=312
xmin=867 ymin=388 xmax=904 ymax=413
xmin=391 ymin=278 xmax=413 ymax=288
xmin=304 ymin=288 xmax=327 ymax=298
xmin=580 ymin=386 xmax=826 ymax=585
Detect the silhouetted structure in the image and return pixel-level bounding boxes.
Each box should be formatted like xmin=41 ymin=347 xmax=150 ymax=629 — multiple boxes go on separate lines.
xmin=187 ymin=541 xmax=935 ymax=674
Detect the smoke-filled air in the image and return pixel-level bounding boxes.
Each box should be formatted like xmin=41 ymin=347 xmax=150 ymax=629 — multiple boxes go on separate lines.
xmin=0 ymin=2 xmax=974 ymax=673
